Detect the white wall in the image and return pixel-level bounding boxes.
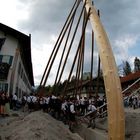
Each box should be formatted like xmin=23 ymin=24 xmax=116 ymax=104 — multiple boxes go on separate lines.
xmin=0 ymin=32 xmax=17 ymax=56
xmin=0 ymin=30 xmax=32 ymax=97
xmin=0 ymin=31 xmax=17 ymax=93
xmin=12 ymin=48 xmax=32 ymax=98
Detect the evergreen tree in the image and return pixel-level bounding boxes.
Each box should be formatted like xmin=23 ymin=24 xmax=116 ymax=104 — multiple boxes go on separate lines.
xmin=134 ymin=57 xmax=140 ymax=72
xmin=118 ymin=64 xmax=124 ymax=76
xmin=123 ymin=61 xmax=132 ymax=76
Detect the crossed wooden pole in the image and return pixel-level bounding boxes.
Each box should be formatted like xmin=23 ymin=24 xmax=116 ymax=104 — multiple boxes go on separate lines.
xmin=83 ymin=0 xmax=125 ymax=139
xmin=39 ymin=0 xmax=125 ymax=139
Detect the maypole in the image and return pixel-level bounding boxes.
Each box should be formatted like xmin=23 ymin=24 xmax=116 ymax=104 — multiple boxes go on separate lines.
xmin=83 ymin=0 xmax=125 ymax=139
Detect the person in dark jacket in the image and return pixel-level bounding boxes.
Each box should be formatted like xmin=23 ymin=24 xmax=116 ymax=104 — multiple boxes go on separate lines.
xmin=0 ymin=92 xmax=6 ymax=116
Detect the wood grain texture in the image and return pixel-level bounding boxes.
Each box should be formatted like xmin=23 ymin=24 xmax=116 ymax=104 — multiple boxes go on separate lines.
xmin=83 ymin=0 xmax=125 ymax=139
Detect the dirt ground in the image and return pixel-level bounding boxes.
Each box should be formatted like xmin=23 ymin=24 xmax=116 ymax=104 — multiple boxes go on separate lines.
xmin=125 ymin=108 xmax=140 ymax=140
xmin=0 ymin=108 xmax=140 ymax=140
xmin=0 ymin=111 xmax=83 ymax=140
xmin=95 ymin=108 xmax=140 ymax=140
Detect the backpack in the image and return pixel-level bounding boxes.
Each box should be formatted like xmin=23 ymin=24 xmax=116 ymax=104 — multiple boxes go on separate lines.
xmin=22 ymin=96 xmax=26 ymax=104
xmin=66 ymin=103 xmax=71 ymax=114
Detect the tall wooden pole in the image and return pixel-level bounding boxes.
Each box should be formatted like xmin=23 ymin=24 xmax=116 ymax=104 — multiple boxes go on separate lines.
xmin=83 ymin=0 xmax=125 ymax=139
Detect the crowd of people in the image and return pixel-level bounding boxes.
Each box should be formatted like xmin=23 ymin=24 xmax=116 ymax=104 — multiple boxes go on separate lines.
xmin=0 ymin=91 xmax=11 ymax=116
xmin=0 ymin=91 xmax=107 ymax=131
xmin=20 ymin=93 xmax=107 ymax=131
xmin=2 ymin=90 xmax=140 ymax=132
xmin=124 ymin=94 xmax=140 ymax=109
xmin=0 ymin=91 xmax=20 ymax=117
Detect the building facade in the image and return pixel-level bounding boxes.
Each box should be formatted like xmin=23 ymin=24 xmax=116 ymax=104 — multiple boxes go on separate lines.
xmin=0 ymin=23 xmax=34 ymax=99
xmin=120 ymin=70 xmax=140 ymax=96
xmin=66 ymin=77 xmax=105 ymax=98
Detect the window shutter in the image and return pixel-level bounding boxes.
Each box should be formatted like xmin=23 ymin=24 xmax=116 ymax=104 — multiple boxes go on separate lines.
xmin=0 ymin=55 xmax=3 ymax=63
xmin=5 ymin=83 xmax=8 ymax=92
xmin=9 ymin=56 xmax=13 ymax=65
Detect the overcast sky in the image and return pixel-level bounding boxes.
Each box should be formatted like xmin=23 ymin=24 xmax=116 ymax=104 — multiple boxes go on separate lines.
xmin=0 ymin=0 xmax=140 ymax=86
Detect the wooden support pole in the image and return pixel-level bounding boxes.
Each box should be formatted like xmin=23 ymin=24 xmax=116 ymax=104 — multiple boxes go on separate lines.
xmin=95 ymin=10 xmax=101 ymax=99
xmin=54 ymin=16 xmax=75 ymax=85
xmin=83 ymin=0 xmax=125 ymax=139
xmin=89 ymin=27 xmax=94 ymax=96
xmin=63 ymin=8 xmax=90 ymax=95
xmin=57 ymin=3 xmax=86 ymax=84
xmin=75 ymin=8 xmax=86 ymax=96
xmin=39 ymin=0 xmax=80 ymax=88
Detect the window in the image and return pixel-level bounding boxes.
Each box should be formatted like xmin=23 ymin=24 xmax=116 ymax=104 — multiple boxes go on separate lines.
xmin=0 ymin=55 xmax=13 ymax=65
xmin=18 ymin=88 xmax=21 ymax=98
xmin=2 ymin=55 xmax=10 ymax=63
xmin=0 ymin=55 xmax=2 ymax=62
xmin=21 ymin=69 xmax=23 ymax=78
xmin=0 ymin=38 xmax=6 ymax=50
xmin=0 ymin=83 xmax=8 ymax=92
xmin=0 ymin=63 xmax=10 ymax=80
xmin=16 ymin=87 xmax=18 ymax=95
xmin=18 ymin=63 xmax=21 ymax=75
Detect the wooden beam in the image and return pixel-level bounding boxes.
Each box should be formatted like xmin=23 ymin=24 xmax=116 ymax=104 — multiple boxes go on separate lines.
xmin=83 ymin=0 xmax=125 ymax=139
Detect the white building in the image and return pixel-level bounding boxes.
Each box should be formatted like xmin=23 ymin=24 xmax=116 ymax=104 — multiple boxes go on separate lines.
xmin=0 ymin=23 xmax=34 ymax=99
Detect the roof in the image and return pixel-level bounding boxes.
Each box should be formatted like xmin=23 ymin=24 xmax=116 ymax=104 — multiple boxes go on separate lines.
xmin=120 ymin=70 xmax=140 ymax=83
xmin=0 ymin=23 xmax=34 ymax=86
